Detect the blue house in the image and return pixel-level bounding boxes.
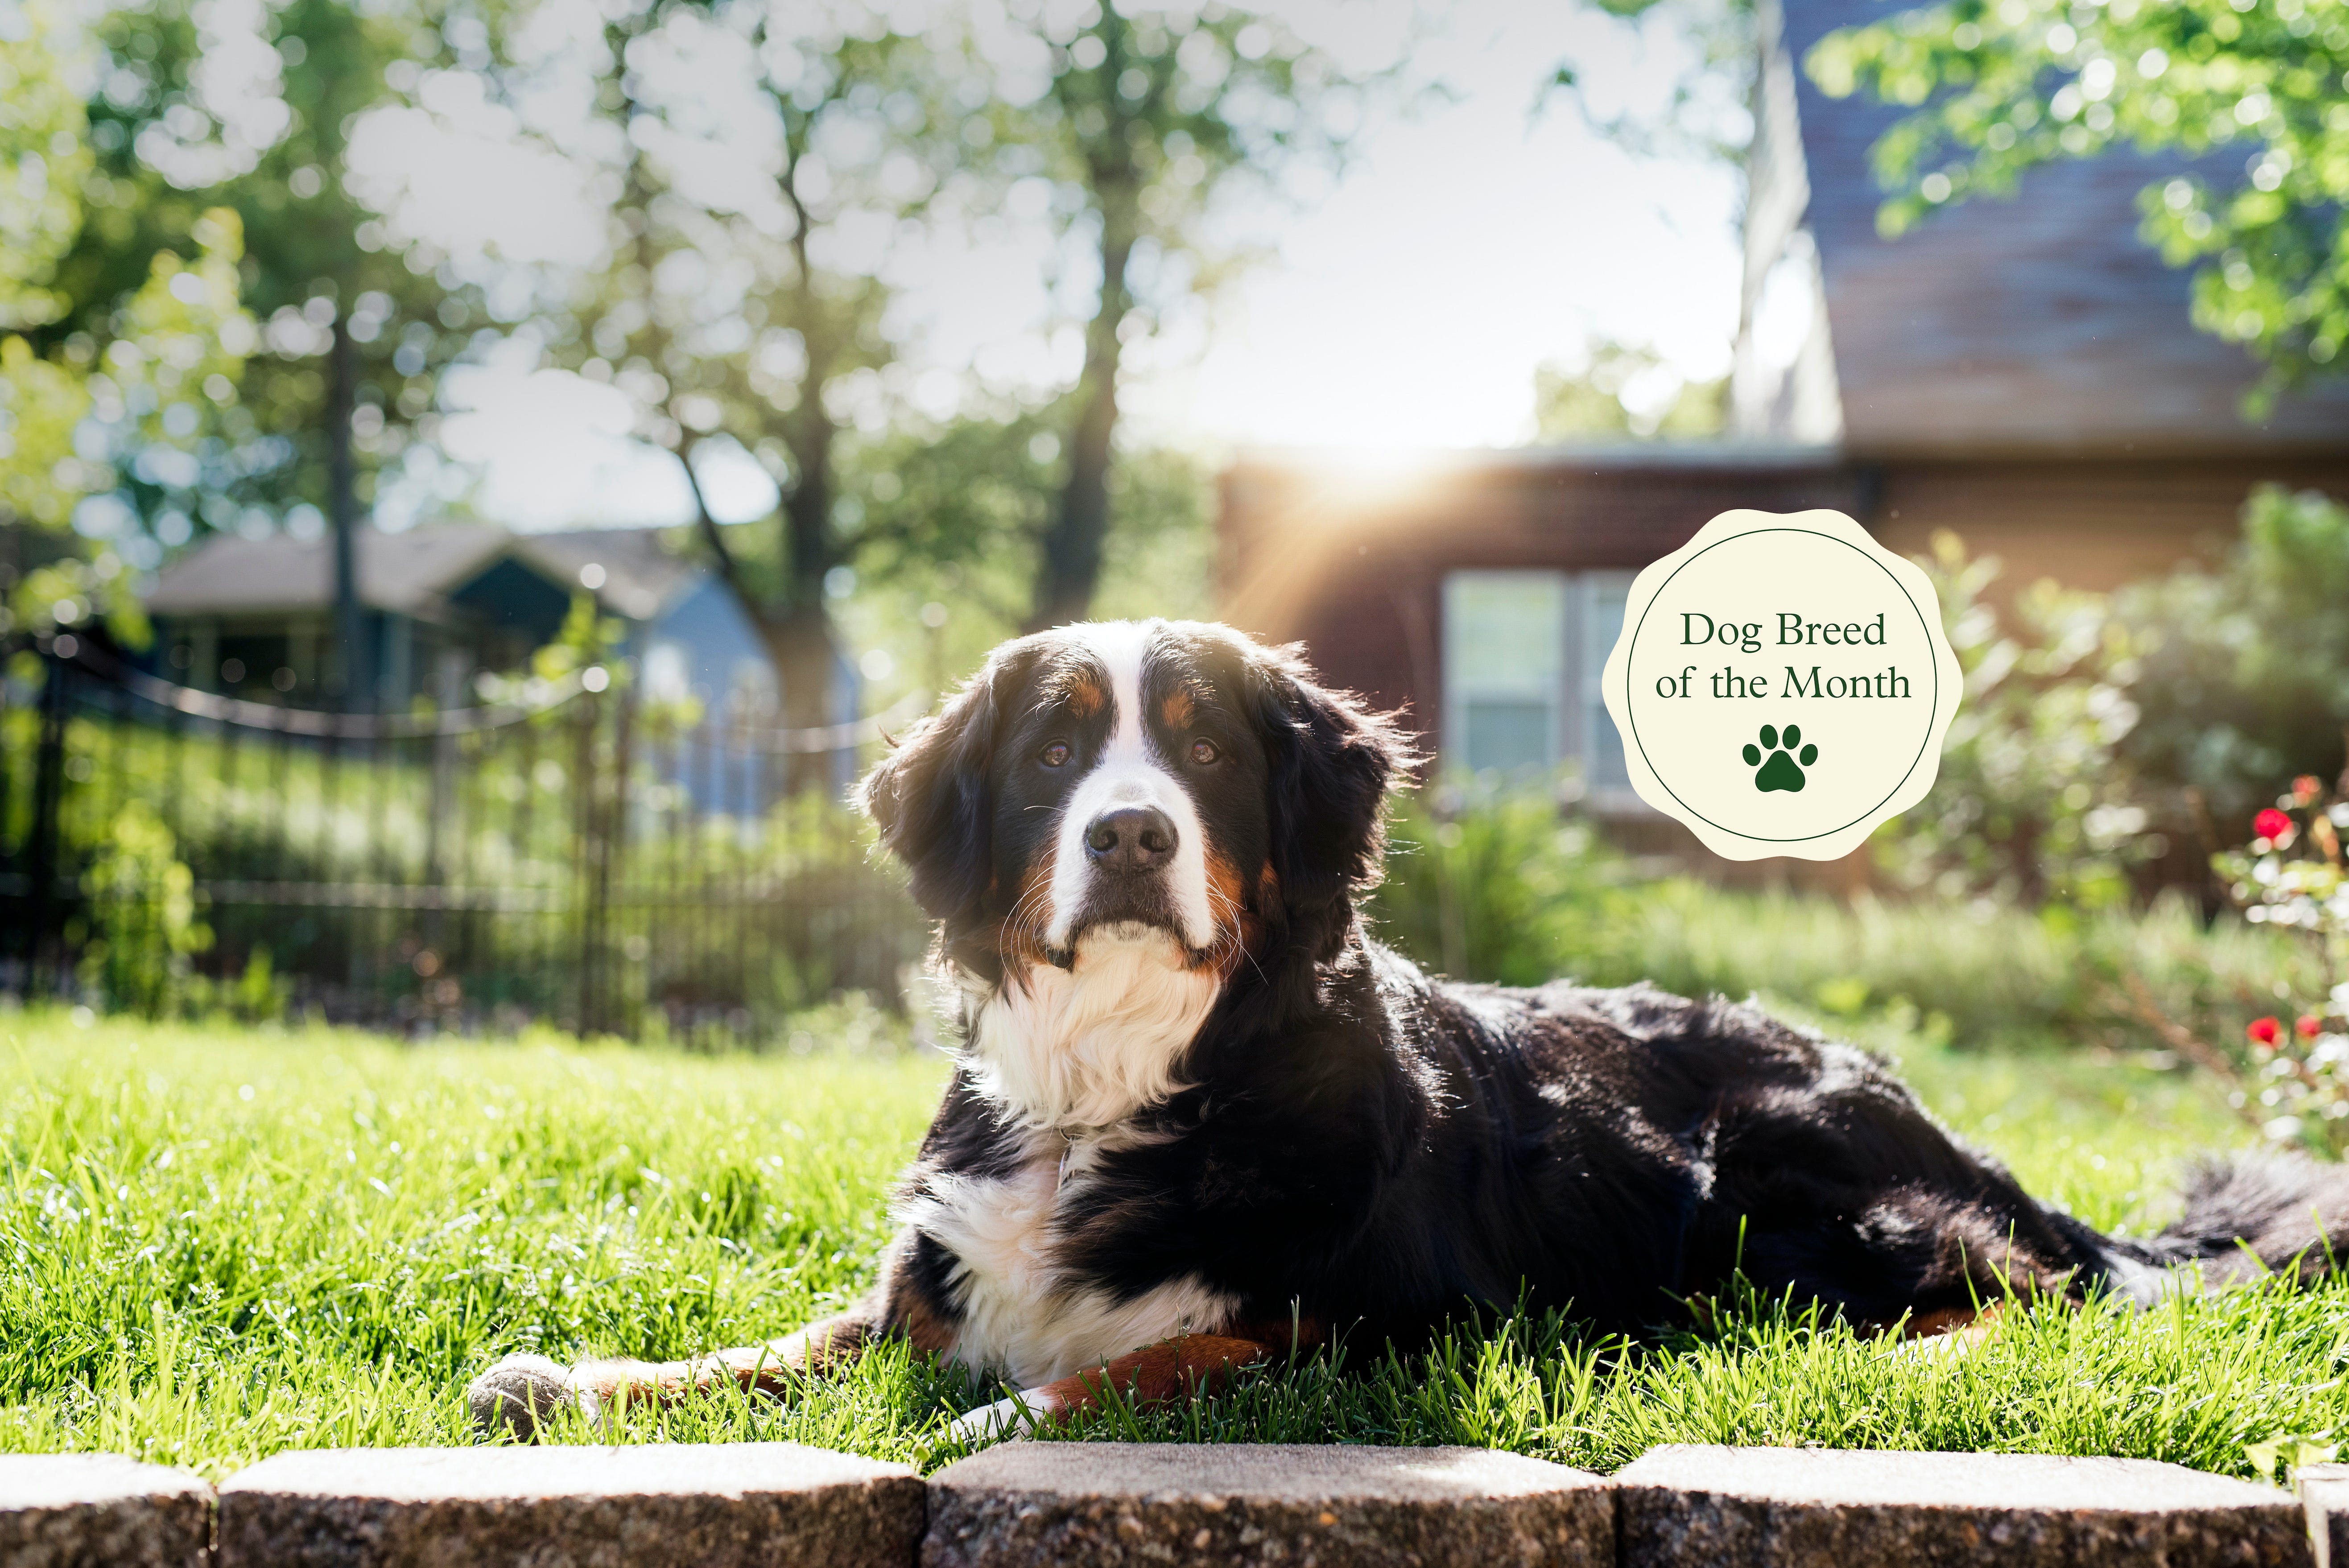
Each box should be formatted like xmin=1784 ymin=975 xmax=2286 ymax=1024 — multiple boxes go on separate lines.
xmin=143 ymin=523 xmax=855 ymax=808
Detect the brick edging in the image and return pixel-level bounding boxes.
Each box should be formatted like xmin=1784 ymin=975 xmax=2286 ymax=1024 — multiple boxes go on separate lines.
xmin=1 ymin=1440 xmax=2331 ymax=1566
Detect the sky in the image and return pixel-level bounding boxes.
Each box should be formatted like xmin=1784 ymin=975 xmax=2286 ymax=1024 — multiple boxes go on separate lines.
xmin=356 ymin=0 xmax=1747 ymax=532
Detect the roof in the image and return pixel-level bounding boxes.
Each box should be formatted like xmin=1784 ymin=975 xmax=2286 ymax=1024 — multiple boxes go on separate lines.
xmin=146 ymin=524 xmax=703 ymax=623
xmin=1761 ymin=0 xmax=2349 ymax=455
xmin=510 ymin=528 xmax=696 ymax=622
xmin=1228 ymin=440 xmax=1843 ymax=475
xmin=145 ymin=526 xmax=507 ymax=618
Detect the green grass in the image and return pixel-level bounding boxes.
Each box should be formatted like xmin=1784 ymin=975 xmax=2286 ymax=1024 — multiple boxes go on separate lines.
xmin=4 ymin=1003 xmax=2346 ymax=1483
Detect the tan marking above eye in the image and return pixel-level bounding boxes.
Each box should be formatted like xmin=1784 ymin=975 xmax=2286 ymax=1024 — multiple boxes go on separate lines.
xmin=1065 ymin=680 xmax=1104 ymax=717
xmin=1160 ymin=690 xmax=1197 ymax=727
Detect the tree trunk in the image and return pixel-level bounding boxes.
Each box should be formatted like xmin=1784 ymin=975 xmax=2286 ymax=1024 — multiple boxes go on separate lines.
xmin=771 ymin=421 xmax=842 ymax=795
xmin=671 ymin=392 xmax=843 ymax=798
xmin=751 ymin=123 xmax=849 ymax=796
xmin=326 ymin=315 xmax=368 ymax=710
xmin=1029 ymin=223 xmax=1134 ymax=632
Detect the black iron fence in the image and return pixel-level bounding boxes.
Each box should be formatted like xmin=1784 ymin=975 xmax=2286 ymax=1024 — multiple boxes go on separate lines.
xmin=0 ymin=632 xmax=933 ymax=1043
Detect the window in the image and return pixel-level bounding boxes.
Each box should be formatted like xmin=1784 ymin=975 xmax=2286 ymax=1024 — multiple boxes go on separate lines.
xmin=1441 ymin=569 xmax=1636 ymax=799
xmin=1581 ymin=574 xmax=1631 ymax=794
xmin=1443 ymin=572 xmax=1563 ymax=775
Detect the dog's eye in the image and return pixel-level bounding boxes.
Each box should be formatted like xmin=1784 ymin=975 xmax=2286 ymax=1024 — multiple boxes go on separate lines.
xmin=1189 ymin=739 xmax=1218 ymax=765
xmin=1040 ymin=742 xmax=1070 ymax=768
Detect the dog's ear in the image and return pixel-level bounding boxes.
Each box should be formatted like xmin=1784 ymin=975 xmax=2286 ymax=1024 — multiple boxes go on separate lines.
xmin=1245 ymin=641 xmax=1414 ymax=928
xmin=860 ymin=650 xmax=1020 ymax=925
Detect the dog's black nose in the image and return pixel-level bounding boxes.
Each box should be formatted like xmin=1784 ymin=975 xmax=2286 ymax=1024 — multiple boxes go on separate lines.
xmin=1085 ymin=805 xmax=1177 ymax=872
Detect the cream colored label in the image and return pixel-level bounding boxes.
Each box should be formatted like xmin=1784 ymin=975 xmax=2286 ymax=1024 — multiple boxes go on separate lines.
xmin=1600 ymin=508 xmax=1961 ymax=862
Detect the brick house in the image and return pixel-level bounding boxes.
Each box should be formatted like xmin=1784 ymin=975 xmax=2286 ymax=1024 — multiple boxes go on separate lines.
xmin=1217 ymin=0 xmax=2349 ymax=816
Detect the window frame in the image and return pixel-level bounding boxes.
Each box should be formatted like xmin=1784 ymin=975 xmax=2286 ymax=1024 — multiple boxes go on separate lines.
xmin=1439 ymin=566 xmax=1651 ymax=813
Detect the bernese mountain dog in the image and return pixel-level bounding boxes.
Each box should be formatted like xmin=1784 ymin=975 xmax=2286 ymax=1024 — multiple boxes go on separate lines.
xmin=471 ymin=618 xmax=2349 ymax=1445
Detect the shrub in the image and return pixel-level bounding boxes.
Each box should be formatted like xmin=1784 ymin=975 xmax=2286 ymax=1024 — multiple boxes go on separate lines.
xmin=1885 ymin=488 xmax=2349 ymax=907
xmin=2181 ymin=774 xmax=2349 ymax=1153
xmin=2114 ymin=486 xmax=2349 ymax=833
xmin=1608 ymin=881 xmax=2324 ymax=1056
xmin=1875 ymin=532 xmax=2153 ymax=908
xmin=1369 ymin=780 xmax=1629 ymax=986
xmin=222 ymin=947 xmax=290 ymax=1025
xmin=1371 ymin=782 xmax=2325 ymax=1057
xmin=76 ymin=802 xmax=210 ymax=1017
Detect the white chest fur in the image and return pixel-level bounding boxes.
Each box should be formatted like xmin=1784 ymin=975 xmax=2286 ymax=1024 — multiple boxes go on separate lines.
xmin=914 ymin=927 xmax=1231 ymax=1388
xmin=963 ymin=929 xmax=1220 ymax=1131
xmin=900 ymin=1129 xmax=1237 ymax=1388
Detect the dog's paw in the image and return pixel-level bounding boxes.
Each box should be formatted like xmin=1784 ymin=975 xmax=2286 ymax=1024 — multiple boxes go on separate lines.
xmin=467 ymin=1353 xmax=601 ymax=1441
xmin=941 ymin=1388 xmax=1054 ymax=1448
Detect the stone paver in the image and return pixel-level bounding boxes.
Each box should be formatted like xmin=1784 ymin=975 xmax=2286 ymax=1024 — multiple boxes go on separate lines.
xmin=215 ymin=1442 xmax=924 ymax=1568
xmin=2296 ymin=1464 xmax=2349 ymax=1568
xmin=921 ymin=1441 xmax=1612 ymax=1568
xmin=1615 ymin=1444 xmax=2311 ymax=1567
xmin=0 ymin=1452 xmax=214 ymax=1568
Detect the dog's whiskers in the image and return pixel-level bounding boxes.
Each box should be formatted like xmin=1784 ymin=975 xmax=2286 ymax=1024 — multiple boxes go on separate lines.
xmin=1202 ymin=881 xmax=1268 ymax=986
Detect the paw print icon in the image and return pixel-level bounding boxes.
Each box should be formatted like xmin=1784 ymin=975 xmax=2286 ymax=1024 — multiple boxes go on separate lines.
xmin=1743 ymin=724 xmax=1818 ymax=793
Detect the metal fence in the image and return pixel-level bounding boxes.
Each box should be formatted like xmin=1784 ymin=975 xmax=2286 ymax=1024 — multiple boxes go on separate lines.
xmin=0 ymin=632 xmax=934 ymax=1043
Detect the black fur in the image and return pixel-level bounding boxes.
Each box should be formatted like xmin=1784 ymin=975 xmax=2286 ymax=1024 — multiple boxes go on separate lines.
xmin=862 ymin=621 xmax=2349 ymax=1369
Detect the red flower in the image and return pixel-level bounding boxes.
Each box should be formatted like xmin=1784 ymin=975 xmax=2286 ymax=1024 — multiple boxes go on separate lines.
xmin=2298 ymin=1015 xmax=2325 ymax=1039
xmin=2294 ymin=775 xmax=2324 ymax=805
xmin=2248 ymin=1016 xmax=2283 ymax=1047
xmin=2255 ymin=808 xmax=2293 ymax=842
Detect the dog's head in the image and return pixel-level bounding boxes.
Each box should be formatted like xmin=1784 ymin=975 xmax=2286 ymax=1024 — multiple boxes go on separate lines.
xmin=862 ymin=620 xmax=1409 ymax=984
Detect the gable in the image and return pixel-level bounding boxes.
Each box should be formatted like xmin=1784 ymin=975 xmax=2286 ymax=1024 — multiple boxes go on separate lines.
xmin=445 ymin=556 xmax=575 ymax=650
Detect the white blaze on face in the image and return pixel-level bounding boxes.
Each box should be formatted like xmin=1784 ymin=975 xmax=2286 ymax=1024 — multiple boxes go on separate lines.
xmin=1044 ymin=621 xmax=1217 ymax=954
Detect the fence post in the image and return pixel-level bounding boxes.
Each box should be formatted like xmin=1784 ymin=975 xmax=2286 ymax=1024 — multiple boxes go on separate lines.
xmin=424 ymin=652 xmax=464 ymax=962
xmin=590 ymin=677 xmax=634 ymax=1038
xmin=571 ymin=688 xmax=602 ymax=1037
xmin=26 ymin=644 xmax=70 ymax=992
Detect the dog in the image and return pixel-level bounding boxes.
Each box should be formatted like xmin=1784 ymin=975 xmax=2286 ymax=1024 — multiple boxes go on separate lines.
xmin=471 ymin=618 xmax=2349 ymax=1444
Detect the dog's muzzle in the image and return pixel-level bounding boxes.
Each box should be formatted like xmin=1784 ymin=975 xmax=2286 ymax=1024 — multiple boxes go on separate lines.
xmin=1084 ymin=805 xmax=1178 ymax=875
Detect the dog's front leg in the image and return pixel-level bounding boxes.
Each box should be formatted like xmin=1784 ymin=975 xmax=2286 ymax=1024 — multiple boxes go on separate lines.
xmin=943 ymin=1332 xmax=1279 ymax=1446
xmin=469 ymin=1311 xmax=876 ymax=1440
xmin=469 ymin=1229 xmax=957 ymax=1440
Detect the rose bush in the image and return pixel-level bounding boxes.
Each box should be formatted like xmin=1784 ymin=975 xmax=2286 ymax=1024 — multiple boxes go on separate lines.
xmin=2213 ymin=773 xmax=2349 ymax=1151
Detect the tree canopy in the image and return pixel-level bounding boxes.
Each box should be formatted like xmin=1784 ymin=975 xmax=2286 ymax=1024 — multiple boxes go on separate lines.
xmin=1809 ymin=0 xmax=2349 ymax=402
xmin=1532 ymin=339 xmax=1726 ymax=440
xmin=5 ymin=0 xmax=1381 ymax=741
xmin=1010 ymin=2 xmax=1370 ymax=629
xmin=2 ymin=0 xmax=249 ymax=644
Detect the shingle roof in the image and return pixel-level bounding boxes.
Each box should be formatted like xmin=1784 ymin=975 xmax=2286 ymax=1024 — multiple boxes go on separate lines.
xmin=1775 ymin=0 xmax=2349 ymax=454
xmin=145 ymin=526 xmax=508 ymax=618
xmin=510 ymin=528 xmax=697 ymax=622
xmin=145 ymin=524 xmax=702 ymax=623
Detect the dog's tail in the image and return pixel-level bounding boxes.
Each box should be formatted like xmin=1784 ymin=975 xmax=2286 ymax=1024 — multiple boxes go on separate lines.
xmin=2105 ymin=1153 xmax=2349 ymax=1295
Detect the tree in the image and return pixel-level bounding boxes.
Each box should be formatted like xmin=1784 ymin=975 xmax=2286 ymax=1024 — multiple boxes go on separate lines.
xmin=1532 ymin=338 xmax=1727 ymax=439
xmin=510 ymin=0 xmax=966 ymax=778
xmin=844 ymin=403 xmax=1218 ymax=687
xmin=3 ymin=0 xmax=250 ymax=644
xmin=1011 ymin=4 xmax=1368 ymax=630
xmin=1808 ymin=0 xmax=2349 ymax=402
xmin=41 ymin=0 xmax=468 ymax=703
xmin=1545 ymin=0 xmax=1758 ymax=170
xmin=1542 ymin=0 xmax=1759 ymax=410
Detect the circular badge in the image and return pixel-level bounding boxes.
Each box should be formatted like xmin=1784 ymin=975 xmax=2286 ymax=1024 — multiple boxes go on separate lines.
xmin=1600 ymin=508 xmax=1961 ymax=862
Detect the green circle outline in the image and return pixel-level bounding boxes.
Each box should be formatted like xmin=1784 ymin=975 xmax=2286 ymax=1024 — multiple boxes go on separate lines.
xmin=1624 ymin=527 xmax=1939 ymax=843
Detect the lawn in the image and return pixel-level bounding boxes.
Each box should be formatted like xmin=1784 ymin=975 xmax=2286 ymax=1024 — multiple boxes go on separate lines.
xmin=4 ymin=1000 xmax=2347 ymax=1483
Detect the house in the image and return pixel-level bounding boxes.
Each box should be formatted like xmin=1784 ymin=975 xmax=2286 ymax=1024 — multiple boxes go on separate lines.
xmin=1218 ymin=0 xmax=2349 ymax=815
xmin=142 ymin=524 xmax=854 ymax=803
